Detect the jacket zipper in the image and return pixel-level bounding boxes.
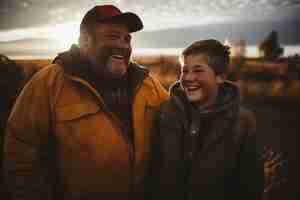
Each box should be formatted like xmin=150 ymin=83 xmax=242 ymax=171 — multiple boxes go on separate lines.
xmin=67 ymin=74 xmax=143 ymax=197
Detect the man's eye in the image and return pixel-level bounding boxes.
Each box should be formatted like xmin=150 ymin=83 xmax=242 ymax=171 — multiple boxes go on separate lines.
xmin=107 ymin=35 xmax=119 ymax=39
xmin=125 ymin=35 xmax=131 ymax=43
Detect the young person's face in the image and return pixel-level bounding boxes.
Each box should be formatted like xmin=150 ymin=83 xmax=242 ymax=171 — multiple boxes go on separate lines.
xmin=85 ymin=22 xmax=132 ymax=79
xmin=180 ymin=53 xmax=224 ymax=107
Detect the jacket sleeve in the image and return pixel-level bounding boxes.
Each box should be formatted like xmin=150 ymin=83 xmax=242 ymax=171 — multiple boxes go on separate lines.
xmin=145 ymin=106 xmax=162 ymax=200
xmin=238 ymin=109 xmax=265 ymax=200
xmin=3 ymin=67 xmax=59 ymax=200
xmin=146 ymin=102 xmax=184 ymax=200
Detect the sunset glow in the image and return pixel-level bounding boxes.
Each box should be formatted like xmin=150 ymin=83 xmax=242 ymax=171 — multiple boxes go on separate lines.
xmin=0 ymin=0 xmax=299 ymax=59
xmin=50 ymin=22 xmax=79 ymax=50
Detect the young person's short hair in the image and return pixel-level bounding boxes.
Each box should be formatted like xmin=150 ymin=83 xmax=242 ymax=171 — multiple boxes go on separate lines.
xmin=181 ymin=39 xmax=231 ymax=75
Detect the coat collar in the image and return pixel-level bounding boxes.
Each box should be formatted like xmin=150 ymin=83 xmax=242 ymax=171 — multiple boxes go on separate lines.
xmin=53 ymin=44 xmax=149 ymax=94
xmin=170 ymin=81 xmax=240 ymax=154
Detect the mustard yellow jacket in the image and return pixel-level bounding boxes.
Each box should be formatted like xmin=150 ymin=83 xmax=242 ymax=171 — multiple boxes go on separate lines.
xmin=3 ymin=63 xmax=169 ymax=200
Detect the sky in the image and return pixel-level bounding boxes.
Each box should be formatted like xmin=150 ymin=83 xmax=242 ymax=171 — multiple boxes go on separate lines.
xmin=0 ymin=0 xmax=299 ymax=58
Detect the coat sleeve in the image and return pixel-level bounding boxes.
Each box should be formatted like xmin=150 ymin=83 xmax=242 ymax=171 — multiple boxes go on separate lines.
xmin=144 ymin=106 xmax=162 ymax=200
xmin=238 ymin=108 xmax=265 ymax=200
xmin=146 ymin=102 xmax=184 ymax=200
xmin=3 ymin=67 xmax=60 ymax=200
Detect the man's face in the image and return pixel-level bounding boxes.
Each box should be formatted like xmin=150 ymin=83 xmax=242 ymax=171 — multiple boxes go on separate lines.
xmin=180 ymin=53 xmax=223 ymax=107
xmin=86 ymin=22 xmax=132 ymax=79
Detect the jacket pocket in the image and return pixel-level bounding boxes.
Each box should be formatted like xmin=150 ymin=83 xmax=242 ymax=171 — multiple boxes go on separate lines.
xmin=144 ymin=105 xmax=159 ymax=131
xmin=56 ymin=103 xmax=100 ymax=122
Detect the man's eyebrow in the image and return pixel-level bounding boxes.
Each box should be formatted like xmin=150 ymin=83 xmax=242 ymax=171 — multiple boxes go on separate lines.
xmin=105 ymin=30 xmax=122 ymax=34
xmin=105 ymin=30 xmax=131 ymax=38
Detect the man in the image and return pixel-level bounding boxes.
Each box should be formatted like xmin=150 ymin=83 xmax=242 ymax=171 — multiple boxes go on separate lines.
xmin=150 ymin=39 xmax=264 ymax=200
xmin=3 ymin=5 xmax=168 ymax=200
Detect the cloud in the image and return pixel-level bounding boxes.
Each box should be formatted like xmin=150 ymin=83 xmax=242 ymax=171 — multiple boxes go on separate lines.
xmin=0 ymin=0 xmax=299 ymax=33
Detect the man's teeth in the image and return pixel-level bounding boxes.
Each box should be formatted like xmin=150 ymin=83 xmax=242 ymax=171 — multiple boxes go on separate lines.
xmin=111 ymin=55 xmax=124 ymax=59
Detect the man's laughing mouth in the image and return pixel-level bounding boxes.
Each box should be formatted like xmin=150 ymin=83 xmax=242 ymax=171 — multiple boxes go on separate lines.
xmin=184 ymin=84 xmax=202 ymax=92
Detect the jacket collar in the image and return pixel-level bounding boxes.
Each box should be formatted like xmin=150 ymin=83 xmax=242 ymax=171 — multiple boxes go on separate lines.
xmin=169 ymin=80 xmax=240 ymax=121
xmin=170 ymin=81 xmax=240 ymax=153
xmin=53 ymin=44 xmax=149 ymax=93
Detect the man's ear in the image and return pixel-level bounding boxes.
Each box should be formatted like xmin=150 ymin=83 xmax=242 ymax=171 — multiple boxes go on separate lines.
xmin=216 ymin=74 xmax=226 ymax=84
xmin=78 ymin=31 xmax=89 ymax=48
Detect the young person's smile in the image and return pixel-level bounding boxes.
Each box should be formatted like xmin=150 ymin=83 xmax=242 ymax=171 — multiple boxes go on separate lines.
xmin=180 ymin=53 xmax=222 ymax=108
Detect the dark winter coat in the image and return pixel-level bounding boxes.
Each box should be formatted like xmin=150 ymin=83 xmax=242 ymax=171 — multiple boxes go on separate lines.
xmin=148 ymin=81 xmax=264 ymax=200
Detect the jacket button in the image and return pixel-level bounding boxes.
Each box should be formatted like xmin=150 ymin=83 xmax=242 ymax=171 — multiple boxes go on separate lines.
xmin=191 ymin=129 xmax=197 ymax=135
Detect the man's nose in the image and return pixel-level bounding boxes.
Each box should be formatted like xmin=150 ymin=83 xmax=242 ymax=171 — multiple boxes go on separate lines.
xmin=115 ymin=38 xmax=130 ymax=49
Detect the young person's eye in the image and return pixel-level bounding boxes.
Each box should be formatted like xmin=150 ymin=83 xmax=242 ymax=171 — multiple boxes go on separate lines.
xmin=106 ymin=34 xmax=119 ymax=39
xmin=194 ymin=69 xmax=204 ymax=73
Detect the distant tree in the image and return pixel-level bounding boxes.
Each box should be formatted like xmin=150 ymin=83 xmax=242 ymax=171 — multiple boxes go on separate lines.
xmin=227 ymin=39 xmax=247 ymax=81
xmin=259 ymin=30 xmax=284 ymax=60
xmin=234 ymin=39 xmax=247 ymax=58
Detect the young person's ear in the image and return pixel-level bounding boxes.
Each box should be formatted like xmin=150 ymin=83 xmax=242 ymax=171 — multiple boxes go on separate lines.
xmin=78 ymin=31 xmax=89 ymax=48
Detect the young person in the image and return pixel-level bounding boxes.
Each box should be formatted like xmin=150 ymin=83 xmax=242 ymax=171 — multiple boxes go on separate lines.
xmin=150 ymin=39 xmax=264 ymax=200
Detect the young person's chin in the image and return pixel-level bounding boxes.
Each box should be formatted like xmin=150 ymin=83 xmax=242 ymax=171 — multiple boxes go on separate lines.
xmin=185 ymin=89 xmax=203 ymax=101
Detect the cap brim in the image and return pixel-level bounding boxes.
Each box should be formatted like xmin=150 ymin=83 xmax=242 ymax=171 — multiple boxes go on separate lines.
xmin=100 ymin=12 xmax=143 ymax=33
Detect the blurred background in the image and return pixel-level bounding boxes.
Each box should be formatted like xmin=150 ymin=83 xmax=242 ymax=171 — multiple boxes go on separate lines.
xmin=0 ymin=0 xmax=298 ymax=199
xmin=0 ymin=0 xmax=299 ymax=59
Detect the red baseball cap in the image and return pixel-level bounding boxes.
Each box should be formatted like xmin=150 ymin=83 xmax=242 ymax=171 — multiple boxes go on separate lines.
xmin=80 ymin=5 xmax=143 ymax=33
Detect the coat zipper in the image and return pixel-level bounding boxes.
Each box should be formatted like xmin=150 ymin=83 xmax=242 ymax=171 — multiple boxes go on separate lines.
xmin=67 ymin=74 xmax=143 ymax=197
